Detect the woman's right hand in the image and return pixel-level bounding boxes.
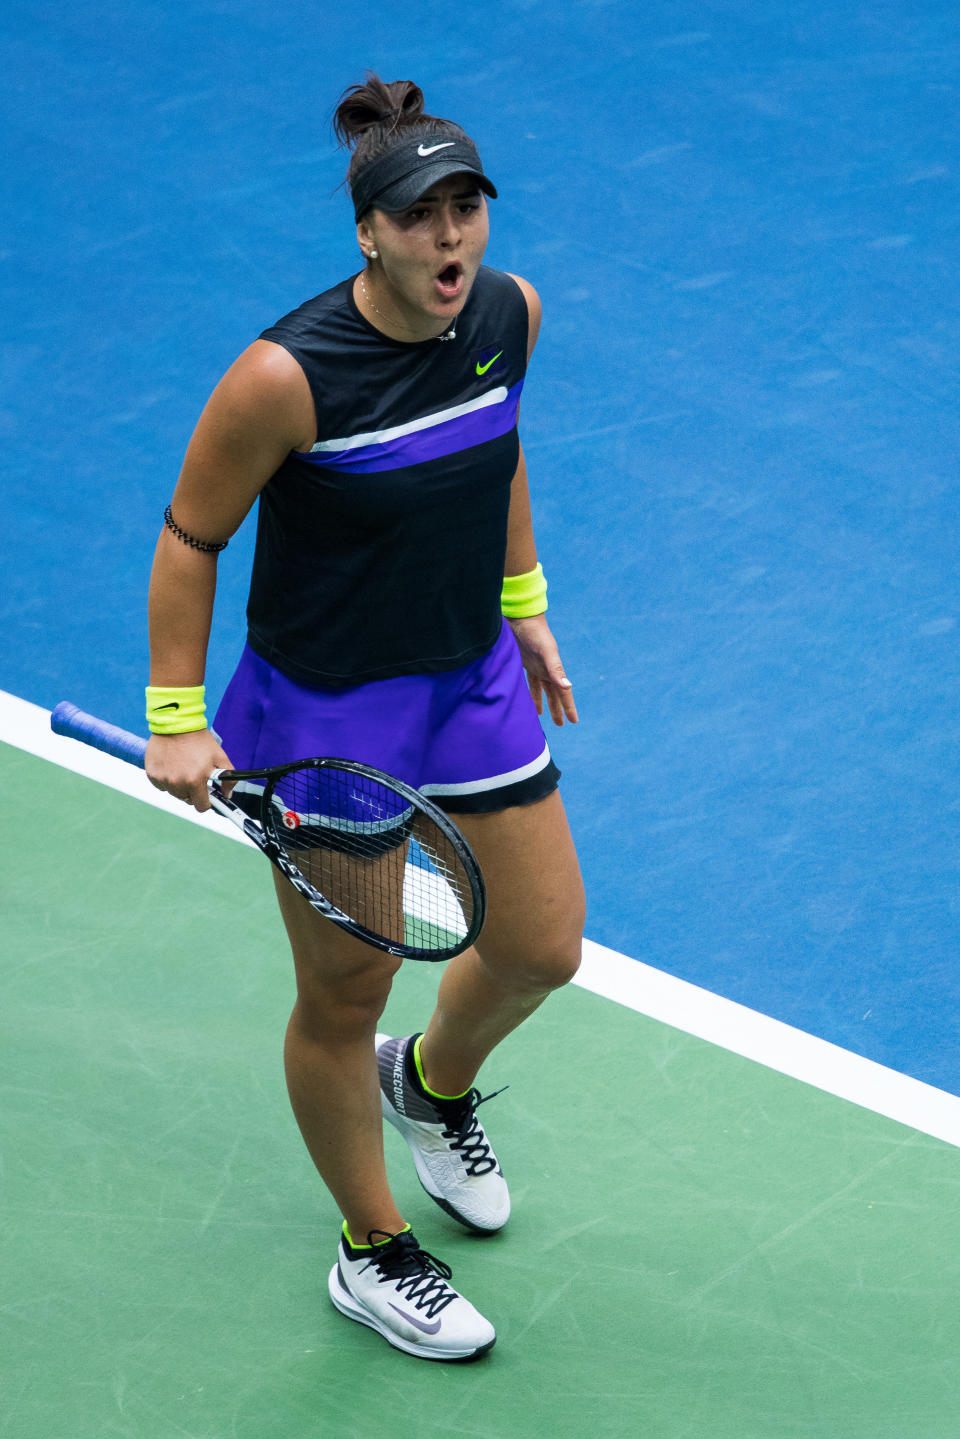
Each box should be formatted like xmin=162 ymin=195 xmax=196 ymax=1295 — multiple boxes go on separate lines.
xmin=145 ymin=729 xmax=234 ymax=812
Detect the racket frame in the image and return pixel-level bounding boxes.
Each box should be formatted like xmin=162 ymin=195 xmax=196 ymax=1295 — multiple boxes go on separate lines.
xmin=51 ymin=701 xmax=485 ymax=960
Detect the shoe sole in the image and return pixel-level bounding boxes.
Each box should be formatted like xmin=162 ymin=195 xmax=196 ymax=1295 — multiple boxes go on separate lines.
xmin=327 ymin=1264 xmax=496 ymax=1363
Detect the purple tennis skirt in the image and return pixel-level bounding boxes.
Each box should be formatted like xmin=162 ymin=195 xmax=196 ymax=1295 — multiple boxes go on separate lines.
xmin=213 ymin=621 xmax=560 ymax=814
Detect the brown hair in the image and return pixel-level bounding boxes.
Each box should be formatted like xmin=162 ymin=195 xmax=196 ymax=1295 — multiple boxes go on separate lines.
xmin=333 ymin=72 xmax=469 ymax=193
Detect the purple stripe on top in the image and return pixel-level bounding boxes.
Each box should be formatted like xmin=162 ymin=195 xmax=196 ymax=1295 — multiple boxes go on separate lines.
xmin=299 ymin=380 xmax=524 ymax=474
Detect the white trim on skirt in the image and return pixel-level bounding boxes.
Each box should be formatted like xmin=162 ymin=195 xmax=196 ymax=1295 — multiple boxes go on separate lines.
xmin=420 ymin=742 xmax=553 ymax=797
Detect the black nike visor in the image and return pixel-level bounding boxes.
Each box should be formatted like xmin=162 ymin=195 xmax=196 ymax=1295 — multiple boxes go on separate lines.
xmin=351 ymin=136 xmax=497 ymax=221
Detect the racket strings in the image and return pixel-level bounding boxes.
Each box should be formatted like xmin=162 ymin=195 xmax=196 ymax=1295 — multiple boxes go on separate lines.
xmin=264 ymin=764 xmax=475 ymax=953
xmin=408 ymin=822 xmax=477 ymax=938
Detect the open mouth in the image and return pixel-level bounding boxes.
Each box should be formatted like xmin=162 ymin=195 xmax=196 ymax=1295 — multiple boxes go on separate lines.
xmin=435 ymin=262 xmax=463 ymax=300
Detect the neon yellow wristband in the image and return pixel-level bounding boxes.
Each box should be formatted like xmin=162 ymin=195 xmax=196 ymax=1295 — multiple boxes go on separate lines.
xmin=145 ymin=684 xmax=207 ymax=735
xmin=501 ymin=562 xmax=548 ymax=618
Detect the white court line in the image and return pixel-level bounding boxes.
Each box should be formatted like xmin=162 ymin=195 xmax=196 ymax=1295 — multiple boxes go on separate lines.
xmin=4 ymin=692 xmax=255 ymax=845
xmin=577 ymin=940 xmax=960 ymax=1149
xmin=4 ymin=687 xmax=959 ymax=1150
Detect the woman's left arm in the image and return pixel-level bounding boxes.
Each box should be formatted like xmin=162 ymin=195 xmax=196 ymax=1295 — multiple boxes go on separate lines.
xmin=504 ymin=275 xmax=578 ymax=728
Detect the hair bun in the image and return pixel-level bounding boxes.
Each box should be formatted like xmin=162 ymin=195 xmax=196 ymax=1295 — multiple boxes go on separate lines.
xmin=333 ymin=73 xmax=425 ymax=148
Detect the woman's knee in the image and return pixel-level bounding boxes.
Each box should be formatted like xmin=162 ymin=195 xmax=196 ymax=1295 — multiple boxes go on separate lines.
xmin=522 ymin=938 xmax=583 ymax=992
xmin=292 ymin=948 xmax=402 ymax=1039
xmin=461 ymin=792 xmax=586 ymax=994
xmin=479 ymin=914 xmax=585 ymax=994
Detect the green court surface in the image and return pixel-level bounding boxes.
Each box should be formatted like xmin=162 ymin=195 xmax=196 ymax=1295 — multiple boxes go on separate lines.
xmin=3 ymin=741 xmax=959 ymax=1439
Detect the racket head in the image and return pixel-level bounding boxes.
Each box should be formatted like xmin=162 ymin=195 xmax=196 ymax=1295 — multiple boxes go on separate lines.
xmin=224 ymin=756 xmax=486 ymax=961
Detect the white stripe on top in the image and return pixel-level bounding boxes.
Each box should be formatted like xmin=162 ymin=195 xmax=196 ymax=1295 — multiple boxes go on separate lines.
xmin=308 ymin=385 xmax=508 ymax=454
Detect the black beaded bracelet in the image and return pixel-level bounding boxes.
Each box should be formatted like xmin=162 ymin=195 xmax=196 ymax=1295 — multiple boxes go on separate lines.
xmin=163 ymin=504 xmax=228 ymax=554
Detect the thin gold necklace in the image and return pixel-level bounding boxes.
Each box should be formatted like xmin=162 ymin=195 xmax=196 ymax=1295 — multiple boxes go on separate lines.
xmin=358 ymin=269 xmax=392 ymax=324
xmin=359 ymin=269 xmax=458 ymax=341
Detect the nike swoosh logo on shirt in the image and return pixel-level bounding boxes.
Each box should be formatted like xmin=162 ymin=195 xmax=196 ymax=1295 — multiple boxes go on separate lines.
xmin=389 ymin=1302 xmax=443 ymax=1335
xmin=418 ymin=142 xmax=456 ymax=156
xmin=475 ymin=351 xmax=503 ymax=376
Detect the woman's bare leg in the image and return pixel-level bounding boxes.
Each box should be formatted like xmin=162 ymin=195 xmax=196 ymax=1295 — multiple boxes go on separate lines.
xmin=274 ymin=871 xmax=407 ymax=1240
xmin=416 ymin=791 xmax=585 ymax=1097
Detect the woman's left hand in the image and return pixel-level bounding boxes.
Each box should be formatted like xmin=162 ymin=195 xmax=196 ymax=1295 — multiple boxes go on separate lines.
xmin=508 ymin=614 xmax=579 ymax=726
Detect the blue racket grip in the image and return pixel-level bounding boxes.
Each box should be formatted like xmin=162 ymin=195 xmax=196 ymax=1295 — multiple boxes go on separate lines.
xmin=51 ymin=701 xmax=148 ymax=768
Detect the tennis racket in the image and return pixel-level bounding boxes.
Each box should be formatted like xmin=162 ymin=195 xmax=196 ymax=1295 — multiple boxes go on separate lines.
xmin=51 ymin=701 xmax=485 ymax=961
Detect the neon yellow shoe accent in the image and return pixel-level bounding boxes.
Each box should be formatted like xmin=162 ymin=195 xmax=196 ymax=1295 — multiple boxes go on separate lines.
xmin=342 ymin=1220 xmax=411 ymax=1250
xmin=413 ymin=1034 xmax=471 ymax=1102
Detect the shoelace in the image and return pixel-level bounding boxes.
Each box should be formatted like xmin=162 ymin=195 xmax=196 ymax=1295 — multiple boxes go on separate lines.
xmin=440 ymin=1086 xmax=508 ymax=1177
xmin=362 ymin=1230 xmax=458 ymax=1319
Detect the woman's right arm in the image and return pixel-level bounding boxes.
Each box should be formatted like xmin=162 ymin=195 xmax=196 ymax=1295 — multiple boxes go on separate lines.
xmin=146 ymin=339 xmax=316 ymax=811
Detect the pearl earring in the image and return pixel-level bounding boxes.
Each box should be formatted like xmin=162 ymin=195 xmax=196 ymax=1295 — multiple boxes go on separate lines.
xmin=368 ymin=249 xmax=378 ymax=260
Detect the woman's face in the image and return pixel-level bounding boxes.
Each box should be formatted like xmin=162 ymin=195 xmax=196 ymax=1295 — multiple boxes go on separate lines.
xmin=359 ymin=175 xmax=490 ymax=334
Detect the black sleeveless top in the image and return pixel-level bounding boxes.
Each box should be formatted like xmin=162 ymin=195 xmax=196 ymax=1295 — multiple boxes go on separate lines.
xmin=246 ymin=266 xmax=529 ymax=688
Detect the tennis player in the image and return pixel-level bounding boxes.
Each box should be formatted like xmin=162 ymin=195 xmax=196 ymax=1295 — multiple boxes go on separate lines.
xmin=144 ymin=73 xmax=585 ymax=1362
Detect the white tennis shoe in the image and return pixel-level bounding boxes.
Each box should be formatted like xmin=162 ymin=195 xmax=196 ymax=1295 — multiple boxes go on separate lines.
xmin=375 ymin=1033 xmax=510 ymax=1234
xmin=328 ymin=1226 xmax=496 ymax=1361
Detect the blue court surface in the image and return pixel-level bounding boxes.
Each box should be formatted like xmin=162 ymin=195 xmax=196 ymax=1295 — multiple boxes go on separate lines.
xmin=3 ymin=5 xmax=959 ymax=1108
